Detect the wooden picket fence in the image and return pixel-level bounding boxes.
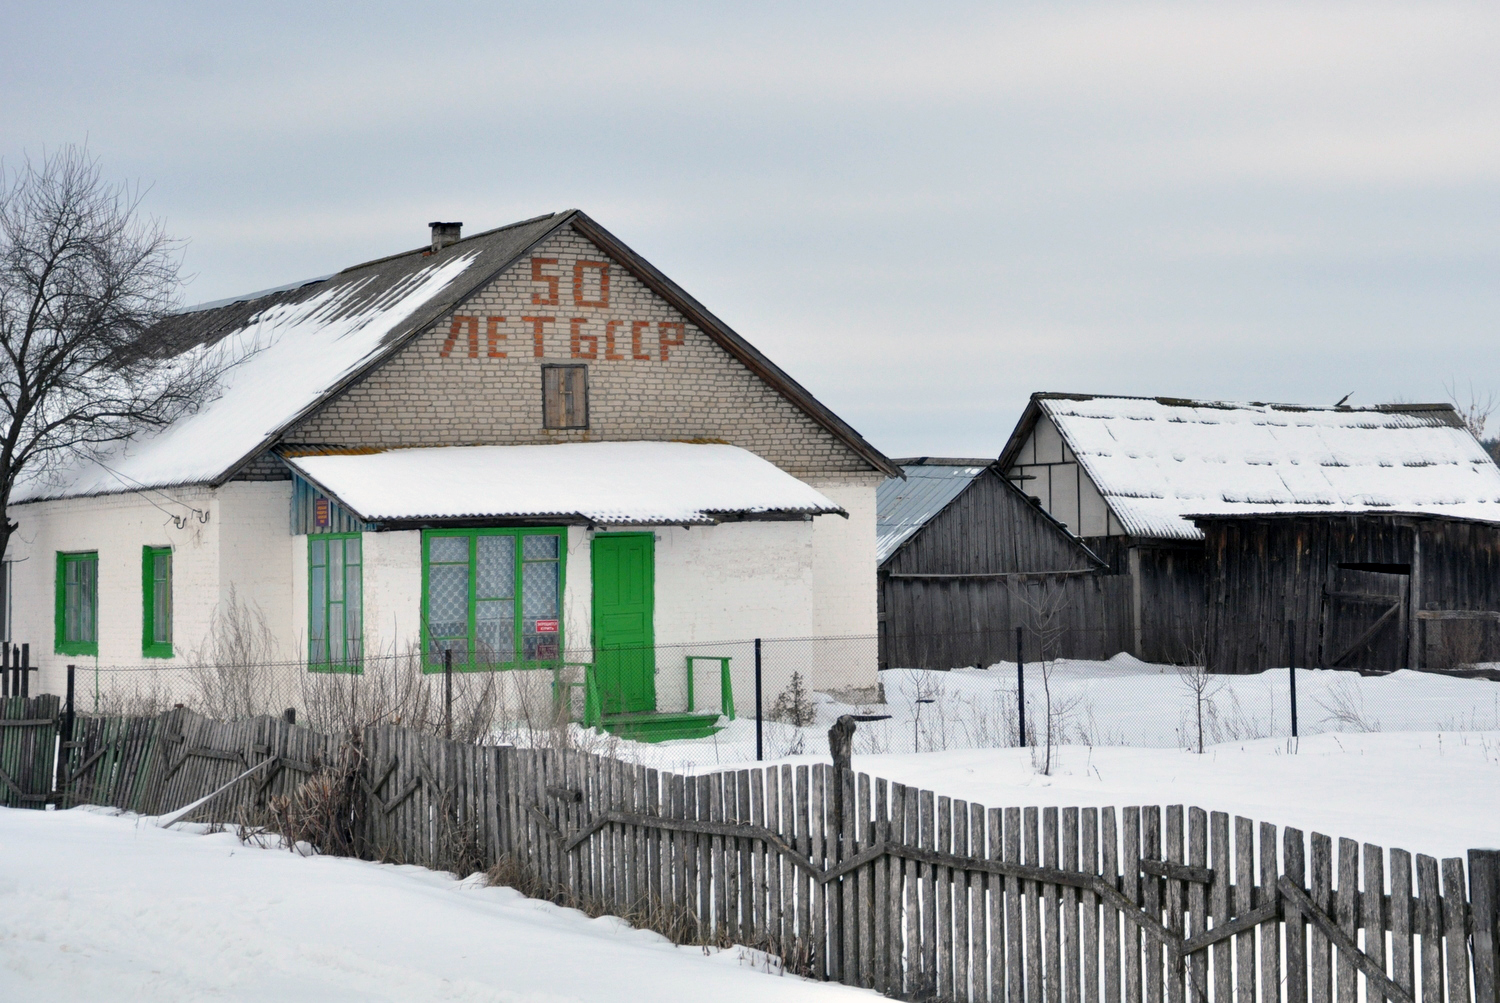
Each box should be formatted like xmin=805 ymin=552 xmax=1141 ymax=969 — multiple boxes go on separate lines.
xmin=0 ymin=694 xmax=60 ymax=808
xmin=36 ymin=707 xmax=1500 ymax=1003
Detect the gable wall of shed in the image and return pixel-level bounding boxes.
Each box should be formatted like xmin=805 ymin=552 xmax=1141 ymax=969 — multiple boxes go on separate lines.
xmin=1004 ymin=415 xmax=1120 ymax=537
xmin=283 ymin=224 xmax=874 ymax=481
xmin=883 ymin=470 xmax=1098 ymax=576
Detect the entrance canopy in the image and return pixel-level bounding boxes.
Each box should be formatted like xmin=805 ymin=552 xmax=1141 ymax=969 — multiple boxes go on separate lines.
xmin=282 ymin=441 xmax=844 ymax=526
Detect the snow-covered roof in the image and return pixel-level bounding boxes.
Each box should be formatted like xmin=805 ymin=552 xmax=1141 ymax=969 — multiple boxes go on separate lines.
xmin=876 ymin=459 xmax=992 ymax=564
xmin=283 ymin=441 xmax=845 ymax=525
xmin=14 ymin=214 xmax=569 ymax=503
xmin=13 ymin=211 xmax=897 ymax=506
xmin=1009 ymin=395 xmax=1500 ymax=540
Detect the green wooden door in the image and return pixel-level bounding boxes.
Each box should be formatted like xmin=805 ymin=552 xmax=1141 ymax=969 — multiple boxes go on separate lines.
xmin=591 ymin=533 xmax=655 ymax=715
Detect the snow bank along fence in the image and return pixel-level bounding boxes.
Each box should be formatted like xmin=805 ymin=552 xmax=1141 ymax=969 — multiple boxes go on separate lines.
xmin=10 ymin=701 xmax=1497 ymax=1003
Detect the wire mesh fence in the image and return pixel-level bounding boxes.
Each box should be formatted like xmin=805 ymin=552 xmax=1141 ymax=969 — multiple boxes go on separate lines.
xmin=46 ymin=623 xmax=1500 ymax=775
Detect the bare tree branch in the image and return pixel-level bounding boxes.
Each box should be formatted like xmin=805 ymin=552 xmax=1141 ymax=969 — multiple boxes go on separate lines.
xmin=0 ymin=145 xmax=230 ymax=555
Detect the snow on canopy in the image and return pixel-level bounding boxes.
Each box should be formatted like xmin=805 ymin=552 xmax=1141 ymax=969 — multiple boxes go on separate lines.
xmin=13 ymin=213 xmax=569 ymax=503
xmin=1034 ymin=395 xmax=1500 ymax=539
xmin=876 ymin=459 xmax=991 ymax=564
xmin=284 ymin=441 xmax=845 ymax=525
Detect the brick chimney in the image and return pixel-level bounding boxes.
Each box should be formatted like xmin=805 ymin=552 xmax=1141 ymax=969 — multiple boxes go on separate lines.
xmin=429 ymin=221 xmax=462 ymax=253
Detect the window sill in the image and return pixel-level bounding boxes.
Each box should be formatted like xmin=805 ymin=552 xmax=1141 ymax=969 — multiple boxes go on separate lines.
xmin=142 ymin=644 xmax=173 ymax=659
xmin=56 ymin=642 xmax=98 ymax=657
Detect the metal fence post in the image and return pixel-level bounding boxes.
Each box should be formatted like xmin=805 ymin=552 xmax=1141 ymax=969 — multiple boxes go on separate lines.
xmin=1016 ymin=625 xmax=1027 ymax=747
xmin=754 ymin=638 xmax=763 ymax=762
xmin=443 ymin=647 xmax=453 ymax=741
xmin=1287 ymin=619 xmax=1298 ymax=739
xmin=20 ymin=642 xmax=29 ymax=698
xmin=64 ymin=665 xmax=75 ymax=746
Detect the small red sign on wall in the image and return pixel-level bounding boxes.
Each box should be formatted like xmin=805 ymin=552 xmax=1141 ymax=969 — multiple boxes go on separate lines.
xmin=535 ymin=619 xmax=559 ymax=633
xmin=314 ymin=497 xmax=330 ymax=528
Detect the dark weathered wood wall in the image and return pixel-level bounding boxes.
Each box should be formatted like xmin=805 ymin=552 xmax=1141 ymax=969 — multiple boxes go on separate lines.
xmin=879 ymin=470 xmax=1133 ymax=668
xmin=880 ymin=470 xmax=1212 ymax=668
xmin=1133 ymin=545 xmax=1208 ymax=664
xmin=1200 ymin=514 xmax=1500 ymax=673
xmin=883 ymin=469 xmax=1102 ymax=578
xmin=881 ymin=573 xmax=1134 ymax=669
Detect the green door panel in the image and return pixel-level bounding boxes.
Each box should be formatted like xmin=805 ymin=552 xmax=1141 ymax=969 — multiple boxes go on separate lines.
xmin=591 ymin=534 xmax=655 ymax=715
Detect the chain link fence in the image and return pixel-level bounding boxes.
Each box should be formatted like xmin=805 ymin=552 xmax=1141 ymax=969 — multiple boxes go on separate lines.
xmin=47 ymin=623 xmax=1500 ymax=775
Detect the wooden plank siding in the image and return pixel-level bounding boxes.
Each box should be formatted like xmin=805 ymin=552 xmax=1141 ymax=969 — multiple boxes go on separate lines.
xmin=879 ymin=467 xmax=1135 ymax=668
xmin=1199 ymin=513 xmax=1500 ymax=673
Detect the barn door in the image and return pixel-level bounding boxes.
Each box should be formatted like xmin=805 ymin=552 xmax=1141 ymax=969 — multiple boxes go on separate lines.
xmin=1320 ymin=565 xmax=1409 ymax=671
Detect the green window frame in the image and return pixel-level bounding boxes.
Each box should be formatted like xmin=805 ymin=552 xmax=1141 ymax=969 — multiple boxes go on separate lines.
xmin=422 ymin=527 xmax=565 ymax=671
xmin=142 ymin=546 xmax=173 ymax=658
xmin=309 ymin=533 xmax=363 ymax=672
xmin=55 ymin=551 xmax=99 ymax=656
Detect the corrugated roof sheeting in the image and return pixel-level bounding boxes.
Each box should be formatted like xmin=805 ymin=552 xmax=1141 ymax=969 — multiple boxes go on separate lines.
xmin=1036 ymin=396 xmax=1500 ymax=540
xmin=876 ymin=460 xmax=991 ymax=564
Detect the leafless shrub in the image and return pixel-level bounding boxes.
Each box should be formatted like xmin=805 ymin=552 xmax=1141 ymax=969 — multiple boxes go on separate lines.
xmin=187 ymin=585 xmax=282 ymax=719
xmin=1203 ymin=687 xmax=1276 ymax=743
xmin=1430 ymin=618 xmax=1489 ymax=671
xmin=264 ymin=742 xmax=364 ymax=857
xmin=1317 ymin=676 xmax=1382 ymax=733
xmin=486 ymin=853 xmax=712 ymax=948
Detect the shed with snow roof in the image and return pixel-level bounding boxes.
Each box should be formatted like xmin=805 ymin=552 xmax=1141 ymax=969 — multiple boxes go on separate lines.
xmin=7 ymin=212 xmax=897 ymax=738
xmin=997 ymin=392 xmax=1500 ymax=670
xmin=874 ymin=458 xmax=1131 ymax=669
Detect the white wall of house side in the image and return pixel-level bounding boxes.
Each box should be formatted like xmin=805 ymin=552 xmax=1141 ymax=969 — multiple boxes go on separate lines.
xmin=650 ymin=521 xmax=813 ymax=647
xmin=807 ymin=475 xmax=880 ymax=640
xmin=563 ymin=525 xmax=591 ymax=653
xmin=352 ymin=529 xmax=421 ymax=658
xmin=6 ymin=487 xmax=221 ymax=694
xmin=214 ymin=482 xmax=296 ymax=661
xmin=1007 ymin=415 xmax=1117 ymax=538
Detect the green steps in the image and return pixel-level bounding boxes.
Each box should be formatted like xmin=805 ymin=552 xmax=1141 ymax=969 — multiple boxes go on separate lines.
xmin=599 ymin=711 xmax=725 ymax=743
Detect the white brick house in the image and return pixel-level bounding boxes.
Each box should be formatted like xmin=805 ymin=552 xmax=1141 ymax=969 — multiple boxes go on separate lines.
xmin=6 ymin=212 xmax=896 ymax=731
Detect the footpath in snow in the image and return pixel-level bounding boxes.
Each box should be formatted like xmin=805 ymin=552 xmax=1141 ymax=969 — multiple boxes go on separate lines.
xmin=0 ymin=807 xmax=872 ymax=1003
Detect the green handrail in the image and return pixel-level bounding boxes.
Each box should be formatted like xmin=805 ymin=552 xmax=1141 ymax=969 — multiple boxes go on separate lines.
xmin=550 ymin=662 xmax=597 ymax=727
xmin=685 ymin=655 xmax=734 ymax=720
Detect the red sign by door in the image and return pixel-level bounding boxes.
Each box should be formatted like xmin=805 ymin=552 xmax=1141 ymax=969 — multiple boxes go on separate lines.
xmin=535 ymin=619 xmax=559 ymax=633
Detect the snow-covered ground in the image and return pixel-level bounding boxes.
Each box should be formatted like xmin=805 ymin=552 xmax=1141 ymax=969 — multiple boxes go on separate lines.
xmin=601 ymin=658 xmax=1500 ymax=772
xmin=583 ymin=660 xmax=1500 ymax=859
xmin=0 ymin=807 xmax=872 ymax=1002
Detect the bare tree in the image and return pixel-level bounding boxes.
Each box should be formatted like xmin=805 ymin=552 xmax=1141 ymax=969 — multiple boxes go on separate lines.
xmin=0 ymin=146 xmax=228 ymax=559
xmin=1444 ymin=379 xmax=1496 ymax=441
xmin=1009 ymin=577 xmax=1083 ymax=775
xmin=1176 ymin=660 xmax=1221 ymax=754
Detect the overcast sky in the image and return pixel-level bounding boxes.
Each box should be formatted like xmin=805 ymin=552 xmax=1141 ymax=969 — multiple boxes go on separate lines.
xmin=5 ymin=2 xmax=1498 ymax=459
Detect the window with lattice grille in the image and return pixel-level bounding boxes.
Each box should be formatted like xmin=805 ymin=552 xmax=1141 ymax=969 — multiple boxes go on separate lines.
xmin=422 ymin=528 xmax=563 ymax=671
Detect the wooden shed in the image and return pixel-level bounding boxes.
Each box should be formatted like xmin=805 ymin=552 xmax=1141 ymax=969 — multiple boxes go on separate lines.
xmin=876 ymin=458 xmax=1131 ymax=670
xmin=997 ymin=393 xmax=1500 ymax=666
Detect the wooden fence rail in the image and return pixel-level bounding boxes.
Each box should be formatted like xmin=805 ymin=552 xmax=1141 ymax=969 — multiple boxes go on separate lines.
xmin=36 ymin=708 xmax=1500 ymax=1003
